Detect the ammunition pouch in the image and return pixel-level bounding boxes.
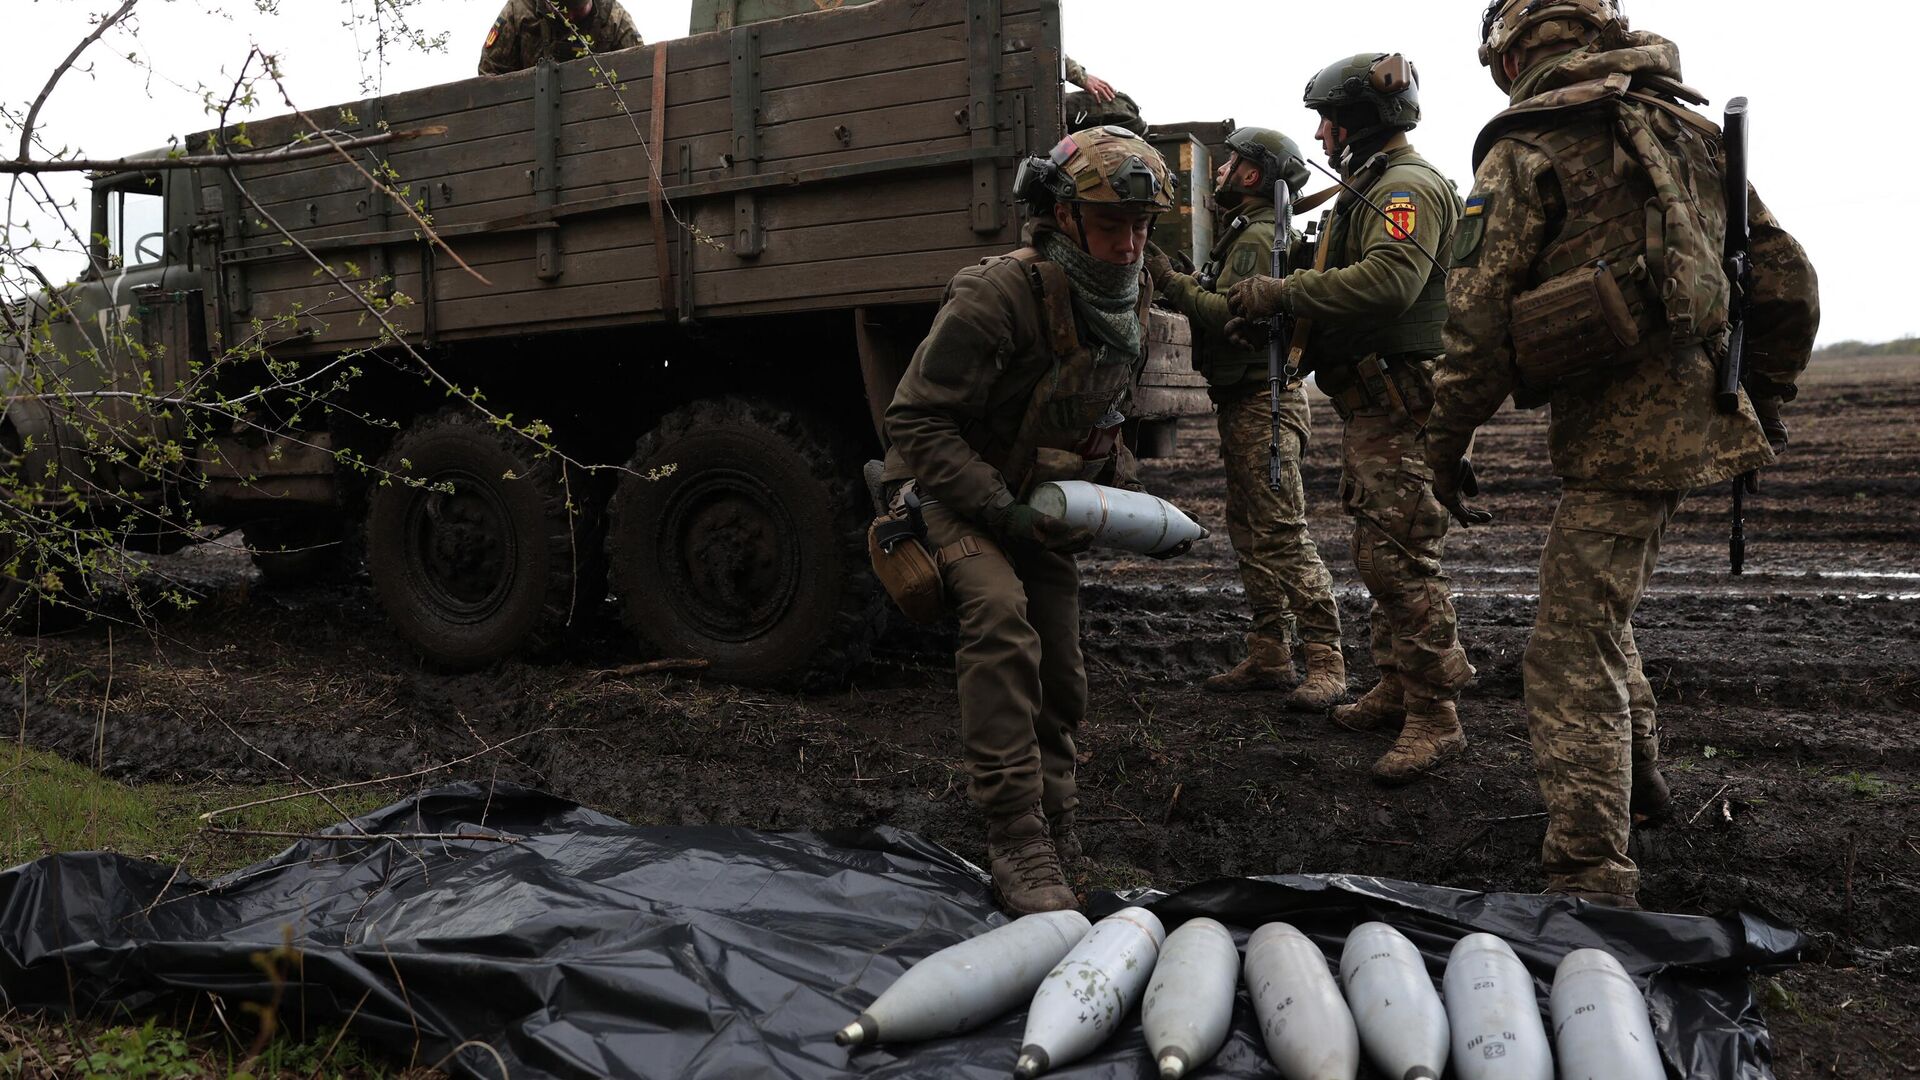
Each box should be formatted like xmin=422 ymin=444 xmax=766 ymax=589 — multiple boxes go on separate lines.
xmin=866 ymin=487 xmax=1001 ymax=624
xmin=1510 ymin=262 xmax=1642 ymax=390
xmin=1324 ymin=354 xmax=1434 ymax=423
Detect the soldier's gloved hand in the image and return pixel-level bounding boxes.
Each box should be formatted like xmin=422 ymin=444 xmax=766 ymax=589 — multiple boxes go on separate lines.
xmin=1431 ymin=457 xmax=1494 ymax=528
xmin=986 ymin=501 xmax=1095 ymax=554
xmin=1223 ymin=316 xmax=1271 ymax=351
xmin=1226 ymin=275 xmax=1287 ymax=319
xmin=1752 ymin=395 xmax=1790 ymax=455
xmin=1144 ymin=244 xmax=1175 ymax=289
xmin=1148 ymin=539 xmax=1194 ymax=561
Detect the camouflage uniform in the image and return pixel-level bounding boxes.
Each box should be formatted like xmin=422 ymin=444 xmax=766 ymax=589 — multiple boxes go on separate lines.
xmin=478 ymin=0 xmax=642 ymax=76
xmin=1155 ymin=201 xmax=1341 ymax=679
xmin=1232 ymin=135 xmax=1472 ymax=780
xmin=1431 ymin=28 xmax=1819 ymax=897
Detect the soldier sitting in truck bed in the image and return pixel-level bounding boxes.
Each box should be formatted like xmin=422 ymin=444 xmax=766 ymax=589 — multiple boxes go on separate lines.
xmin=478 ymin=0 xmax=643 ymax=76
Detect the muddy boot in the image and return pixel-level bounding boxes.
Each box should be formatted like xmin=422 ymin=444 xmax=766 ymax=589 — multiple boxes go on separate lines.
xmin=987 ymin=806 xmax=1077 ymax=915
xmin=1205 ymin=633 xmax=1296 ymax=693
xmin=1631 ymin=759 xmax=1672 ymax=827
xmin=1284 ymin=643 xmax=1349 ymax=712
xmin=1331 ymin=675 xmax=1405 ymax=732
xmin=1048 ymin=810 xmax=1084 ymax=867
xmin=1370 ymin=697 xmax=1467 ymax=785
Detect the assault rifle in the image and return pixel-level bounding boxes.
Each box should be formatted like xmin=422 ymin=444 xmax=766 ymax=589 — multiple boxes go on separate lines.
xmin=1268 ymin=177 xmax=1294 ymax=492
xmin=1718 ymin=97 xmax=1752 ymax=574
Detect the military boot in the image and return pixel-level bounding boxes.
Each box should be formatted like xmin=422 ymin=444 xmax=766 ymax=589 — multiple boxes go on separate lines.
xmin=1284 ymin=643 xmax=1349 ymax=711
xmin=986 ymin=806 xmax=1077 ymax=915
xmin=1370 ymin=697 xmax=1467 ymax=785
xmin=1331 ymin=674 xmax=1404 ymax=731
xmin=1048 ymin=810 xmax=1084 ymax=867
xmin=1205 ymin=633 xmax=1296 ymax=693
xmin=1631 ymin=759 xmax=1672 ymax=827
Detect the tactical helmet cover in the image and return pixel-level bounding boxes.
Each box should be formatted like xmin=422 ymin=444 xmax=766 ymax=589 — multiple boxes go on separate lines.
xmin=1479 ymin=0 xmax=1627 ymax=69
xmin=1016 ymin=126 xmax=1177 ymax=215
xmin=1302 ymin=53 xmax=1422 ymax=137
xmin=1221 ymin=127 xmax=1312 ymax=202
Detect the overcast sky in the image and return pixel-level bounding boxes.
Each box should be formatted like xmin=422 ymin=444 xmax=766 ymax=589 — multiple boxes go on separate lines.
xmin=5 ymin=0 xmax=1900 ymax=345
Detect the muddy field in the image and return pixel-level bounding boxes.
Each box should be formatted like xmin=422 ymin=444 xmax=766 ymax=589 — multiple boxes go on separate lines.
xmin=6 ymin=353 xmax=1918 ymax=1077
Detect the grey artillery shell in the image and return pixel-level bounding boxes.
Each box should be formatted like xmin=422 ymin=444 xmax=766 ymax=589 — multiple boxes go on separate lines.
xmin=1014 ymin=906 xmax=1167 ymax=1079
xmin=1441 ymin=933 xmax=1553 ymax=1080
xmin=1550 ymin=949 xmax=1665 ymax=1080
xmin=1244 ymin=923 xmax=1360 ymax=1080
xmin=1339 ymin=922 xmax=1450 ymax=1080
xmin=1142 ymin=918 xmax=1240 ymax=1079
xmin=1026 ymin=481 xmax=1210 ymax=556
xmin=834 ymin=910 xmax=1091 ymax=1046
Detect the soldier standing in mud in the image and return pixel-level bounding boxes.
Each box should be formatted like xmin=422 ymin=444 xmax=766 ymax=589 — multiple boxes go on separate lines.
xmin=1430 ymin=0 xmax=1819 ymax=907
xmin=1226 ymin=55 xmax=1475 ymax=785
xmin=881 ymin=128 xmax=1177 ymax=914
xmin=478 ymin=0 xmax=642 ymax=76
xmin=1146 ymin=128 xmax=1347 ymax=709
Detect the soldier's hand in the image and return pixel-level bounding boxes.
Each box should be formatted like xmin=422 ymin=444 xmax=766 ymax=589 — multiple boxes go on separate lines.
xmin=1223 ymin=316 xmax=1271 ymax=351
xmin=1431 ymin=456 xmax=1494 ymax=528
xmin=1226 ymin=275 xmax=1287 ymax=320
xmin=1144 ymin=244 xmax=1174 ymax=289
xmin=1082 ymin=73 xmax=1117 ymax=103
xmin=989 ymin=502 xmax=1095 ymax=555
xmin=1752 ymin=395 xmax=1790 ymax=456
xmin=1149 ymin=539 xmax=1194 ymax=561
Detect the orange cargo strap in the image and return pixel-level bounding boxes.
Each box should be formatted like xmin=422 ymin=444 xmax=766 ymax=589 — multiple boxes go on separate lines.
xmin=648 ymin=43 xmax=675 ymax=319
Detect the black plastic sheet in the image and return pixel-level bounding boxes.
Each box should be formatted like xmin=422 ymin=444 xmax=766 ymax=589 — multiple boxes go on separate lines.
xmin=0 ymin=784 xmax=1799 ymax=1078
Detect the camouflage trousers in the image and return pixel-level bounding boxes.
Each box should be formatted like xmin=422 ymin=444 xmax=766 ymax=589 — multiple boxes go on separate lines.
xmin=1216 ymin=386 xmax=1341 ymax=647
xmin=1339 ymin=409 xmax=1471 ymax=702
xmin=1525 ymin=488 xmax=1680 ymax=896
xmin=923 ymin=502 xmax=1085 ymax=822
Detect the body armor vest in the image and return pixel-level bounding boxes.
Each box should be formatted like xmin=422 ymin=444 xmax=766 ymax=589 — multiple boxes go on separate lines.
xmin=1309 ymin=159 xmax=1452 ymax=380
xmin=975 ymin=248 xmax=1152 ymax=497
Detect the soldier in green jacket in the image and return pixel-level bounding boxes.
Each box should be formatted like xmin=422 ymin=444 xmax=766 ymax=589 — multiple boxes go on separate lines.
xmin=1147 ymin=128 xmax=1346 ymax=708
xmin=881 ymin=128 xmax=1177 ymax=914
xmin=1431 ymin=0 xmax=1819 ymax=907
xmin=1228 ymin=54 xmax=1474 ymax=785
xmin=478 ymin=0 xmax=642 ymax=77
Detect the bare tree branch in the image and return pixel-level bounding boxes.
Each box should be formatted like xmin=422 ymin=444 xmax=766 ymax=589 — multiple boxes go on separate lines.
xmin=0 ymin=126 xmax=448 ymax=174
xmin=16 ymin=0 xmax=141 ymax=163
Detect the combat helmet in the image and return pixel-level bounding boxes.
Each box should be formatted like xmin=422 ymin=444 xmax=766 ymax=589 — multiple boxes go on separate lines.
xmin=1219 ymin=127 xmax=1312 ymax=203
xmin=1015 ymin=125 xmax=1177 ymax=216
xmin=1479 ymin=0 xmax=1627 ymax=89
xmin=1303 ymin=53 xmax=1422 ymax=144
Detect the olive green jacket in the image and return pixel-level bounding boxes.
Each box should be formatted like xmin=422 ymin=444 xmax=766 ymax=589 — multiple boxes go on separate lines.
xmin=1430 ymin=34 xmax=1820 ymax=491
xmin=1156 ymin=200 xmax=1278 ymax=392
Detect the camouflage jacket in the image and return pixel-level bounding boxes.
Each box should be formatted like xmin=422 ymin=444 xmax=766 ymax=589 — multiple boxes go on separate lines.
xmin=1431 ymin=34 xmax=1820 ymax=492
xmin=478 ymin=0 xmax=642 ymax=77
xmin=1155 ymin=199 xmax=1282 ymax=392
xmin=883 ymin=226 xmax=1148 ymax=521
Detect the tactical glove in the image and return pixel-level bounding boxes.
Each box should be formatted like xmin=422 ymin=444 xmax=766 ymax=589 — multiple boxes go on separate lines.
xmin=1226 ymin=274 xmax=1288 ymax=320
xmin=1430 ymin=456 xmax=1494 ymax=528
xmin=1149 ymin=539 xmax=1195 ymax=560
xmin=986 ymin=500 xmax=1095 ymax=554
xmin=1223 ymin=316 xmax=1271 ymax=351
xmin=1144 ymin=244 xmax=1174 ymax=290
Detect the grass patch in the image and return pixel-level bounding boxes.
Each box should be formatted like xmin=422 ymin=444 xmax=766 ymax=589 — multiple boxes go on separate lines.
xmin=1831 ymin=770 xmax=1894 ymax=800
xmin=0 ymin=1010 xmax=443 ymax=1079
xmin=2 ymin=743 xmax=397 ymax=877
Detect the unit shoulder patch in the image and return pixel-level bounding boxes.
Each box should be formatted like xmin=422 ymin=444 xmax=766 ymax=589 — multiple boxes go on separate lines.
xmin=485 ymin=20 xmax=503 ymax=49
xmin=1229 ymin=244 xmax=1259 ymax=279
xmin=1453 ymin=195 xmax=1491 ymax=265
xmin=1383 ymin=191 xmax=1418 ymax=242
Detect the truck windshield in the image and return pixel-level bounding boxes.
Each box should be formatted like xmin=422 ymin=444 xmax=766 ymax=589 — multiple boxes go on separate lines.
xmin=105 ymin=185 xmax=165 ymax=268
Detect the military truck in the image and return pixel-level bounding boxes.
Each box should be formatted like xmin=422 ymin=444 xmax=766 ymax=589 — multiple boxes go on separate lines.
xmin=5 ymin=0 xmax=1212 ymax=686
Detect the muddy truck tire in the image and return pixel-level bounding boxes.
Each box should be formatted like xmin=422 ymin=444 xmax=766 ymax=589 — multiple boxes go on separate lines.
xmin=605 ymin=398 xmax=881 ymax=689
xmin=366 ymin=409 xmax=602 ymax=670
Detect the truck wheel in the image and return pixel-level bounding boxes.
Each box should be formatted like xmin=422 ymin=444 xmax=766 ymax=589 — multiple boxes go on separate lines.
xmin=366 ymin=409 xmax=601 ymax=670
xmin=243 ymin=515 xmax=352 ymax=586
xmin=605 ymin=398 xmax=880 ymax=689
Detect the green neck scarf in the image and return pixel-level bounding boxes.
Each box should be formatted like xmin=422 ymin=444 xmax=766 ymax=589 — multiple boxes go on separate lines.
xmin=1037 ymin=228 xmax=1143 ymax=358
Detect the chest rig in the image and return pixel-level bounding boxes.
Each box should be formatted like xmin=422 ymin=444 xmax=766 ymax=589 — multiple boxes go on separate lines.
xmin=984 ymin=248 xmax=1150 ymax=498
